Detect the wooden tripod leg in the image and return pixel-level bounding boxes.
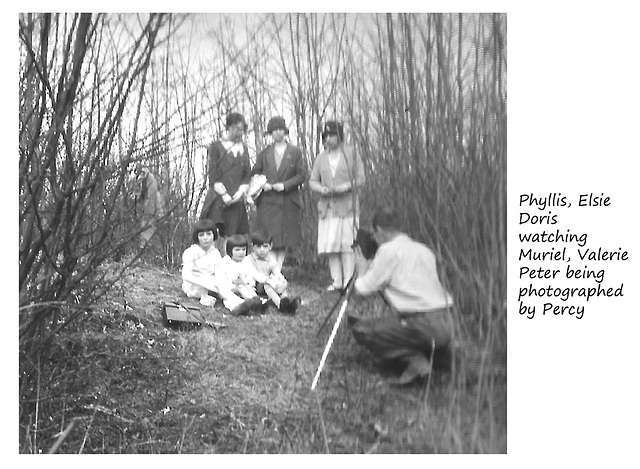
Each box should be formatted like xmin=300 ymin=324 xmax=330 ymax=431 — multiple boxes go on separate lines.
xmin=317 ymin=290 xmax=347 ymax=336
xmin=316 ymin=275 xmax=356 ymax=336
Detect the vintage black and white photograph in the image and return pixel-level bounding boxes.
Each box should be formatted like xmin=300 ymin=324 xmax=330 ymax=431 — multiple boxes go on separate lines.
xmin=18 ymin=12 xmax=507 ymax=454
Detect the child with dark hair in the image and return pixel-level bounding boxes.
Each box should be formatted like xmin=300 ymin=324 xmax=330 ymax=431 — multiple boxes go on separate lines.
xmin=217 ymin=234 xmax=266 ymax=315
xmin=246 ymin=228 xmax=300 ymax=314
xmin=181 ymin=220 xmax=256 ymax=315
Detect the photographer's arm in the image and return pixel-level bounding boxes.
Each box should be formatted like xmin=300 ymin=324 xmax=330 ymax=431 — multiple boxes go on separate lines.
xmin=354 ymin=246 xmax=371 ymax=278
xmin=354 ymin=246 xmax=395 ymax=297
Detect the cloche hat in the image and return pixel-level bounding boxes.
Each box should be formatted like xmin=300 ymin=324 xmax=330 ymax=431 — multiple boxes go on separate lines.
xmin=267 ymin=116 xmax=288 ymax=134
xmin=321 ymin=120 xmax=344 ymax=142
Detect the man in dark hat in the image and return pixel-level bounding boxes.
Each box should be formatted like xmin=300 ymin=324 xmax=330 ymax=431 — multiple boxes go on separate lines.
xmin=251 ymin=116 xmax=307 ymax=269
xmin=349 ymin=207 xmax=455 ymax=385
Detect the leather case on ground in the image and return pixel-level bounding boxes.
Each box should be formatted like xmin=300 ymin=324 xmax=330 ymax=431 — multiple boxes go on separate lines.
xmin=162 ymin=302 xmax=206 ymax=329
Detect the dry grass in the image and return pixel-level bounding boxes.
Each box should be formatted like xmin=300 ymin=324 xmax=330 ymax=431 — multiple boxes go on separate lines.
xmin=19 ymin=260 xmax=506 ymax=454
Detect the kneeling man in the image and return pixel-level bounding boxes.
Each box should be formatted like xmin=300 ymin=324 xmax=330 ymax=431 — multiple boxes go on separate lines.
xmin=349 ymin=207 xmax=455 ymax=385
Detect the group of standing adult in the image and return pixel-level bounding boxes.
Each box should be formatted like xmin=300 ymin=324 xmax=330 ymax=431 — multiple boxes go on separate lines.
xmin=199 ymin=112 xmax=363 ymax=290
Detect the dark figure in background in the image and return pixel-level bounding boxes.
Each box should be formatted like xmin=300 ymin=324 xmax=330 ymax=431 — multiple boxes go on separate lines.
xmin=134 ymin=164 xmax=165 ymax=246
xmin=200 ymin=113 xmax=251 ymax=240
xmin=349 ymin=207 xmax=456 ymax=385
xmin=251 ymin=116 xmax=307 ymax=270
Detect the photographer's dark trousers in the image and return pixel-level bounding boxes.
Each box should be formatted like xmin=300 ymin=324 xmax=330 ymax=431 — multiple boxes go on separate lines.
xmin=349 ymin=307 xmax=454 ymax=377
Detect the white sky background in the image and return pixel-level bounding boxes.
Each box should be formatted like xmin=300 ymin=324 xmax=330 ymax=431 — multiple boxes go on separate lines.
xmin=5 ymin=1 xmax=640 ymax=466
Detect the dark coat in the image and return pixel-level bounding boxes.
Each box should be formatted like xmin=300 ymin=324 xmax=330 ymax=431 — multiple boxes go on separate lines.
xmin=200 ymin=140 xmax=251 ymax=235
xmin=252 ymin=143 xmax=307 ymax=249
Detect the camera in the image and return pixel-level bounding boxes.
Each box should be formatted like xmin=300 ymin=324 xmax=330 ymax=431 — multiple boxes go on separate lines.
xmin=353 ymin=228 xmax=378 ymax=260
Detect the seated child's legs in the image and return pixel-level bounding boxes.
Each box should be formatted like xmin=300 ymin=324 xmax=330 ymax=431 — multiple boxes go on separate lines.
xmin=265 ymin=275 xmax=288 ymax=295
xmin=182 ymin=281 xmax=207 ymax=299
xmin=263 ymin=283 xmax=282 ymax=308
xmin=215 ymin=284 xmax=245 ymax=310
xmin=234 ymin=284 xmax=257 ymax=300
xmin=190 ymin=274 xmax=219 ymax=294
xmin=273 ymin=280 xmax=288 ymax=295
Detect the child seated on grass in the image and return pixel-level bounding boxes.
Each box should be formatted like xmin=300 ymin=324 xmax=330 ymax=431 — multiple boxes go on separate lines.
xmin=217 ymin=234 xmax=267 ymax=315
xmin=246 ymin=228 xmax=301 ymax=314
xmin=181 ymin=220 xmax=257 ymax=316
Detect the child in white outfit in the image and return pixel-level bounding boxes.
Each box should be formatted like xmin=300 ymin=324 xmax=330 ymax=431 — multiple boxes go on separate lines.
xmin=217 ymin=234 xmax=267 ymax=314
xmin=246 ymin=228 xmax=301 ymax=314
xmin=181 ymin=220 xmax=257 ymax=316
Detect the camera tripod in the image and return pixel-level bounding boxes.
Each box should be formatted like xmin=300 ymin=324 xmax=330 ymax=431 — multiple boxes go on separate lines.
xmin=316 ymin=273 xmax=397 ymax=337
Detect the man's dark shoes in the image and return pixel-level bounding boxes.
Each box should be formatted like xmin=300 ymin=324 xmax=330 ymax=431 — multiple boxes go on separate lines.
xmin=389 ymin=355 xmax=432 ymax=386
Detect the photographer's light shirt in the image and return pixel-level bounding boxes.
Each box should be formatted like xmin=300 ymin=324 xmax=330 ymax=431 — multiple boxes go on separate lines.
xmin=354 ymin=234 xmax=453 ymax=313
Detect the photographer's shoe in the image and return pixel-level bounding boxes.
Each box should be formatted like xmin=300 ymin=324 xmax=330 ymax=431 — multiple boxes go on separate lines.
xmin=390 ymin=355 xmax=432 ymax=386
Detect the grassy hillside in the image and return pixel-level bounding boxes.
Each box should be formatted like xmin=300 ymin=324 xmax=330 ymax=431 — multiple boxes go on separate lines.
xmin=19 ymin=260 xmax=505 ymax=454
